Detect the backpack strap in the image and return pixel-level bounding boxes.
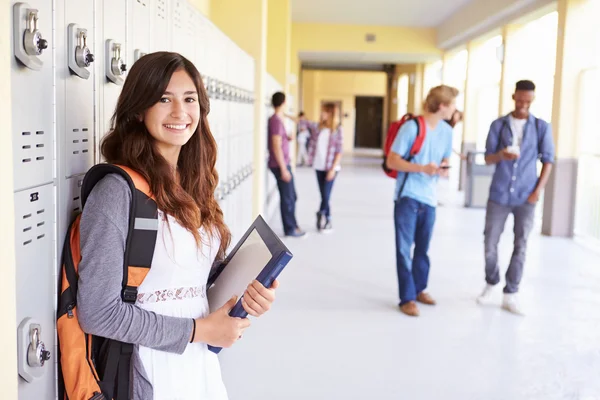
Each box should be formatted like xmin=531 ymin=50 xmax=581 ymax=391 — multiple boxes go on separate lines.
xmin=81 ymin=164 xmax=158 ymax=400
xmin=535 ymin=117 xmax=544 ymax=157
xmin=398 ymin=116 xmax=427 ymax=197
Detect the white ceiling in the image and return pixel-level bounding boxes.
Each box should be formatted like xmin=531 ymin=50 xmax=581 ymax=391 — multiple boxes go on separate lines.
xmin=292 ymin=0 xmax=475 ymax=28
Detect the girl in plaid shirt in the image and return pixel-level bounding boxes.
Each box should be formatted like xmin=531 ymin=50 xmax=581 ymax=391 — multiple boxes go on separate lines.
xmin=298 ymin=103 xmax=343 ymax=232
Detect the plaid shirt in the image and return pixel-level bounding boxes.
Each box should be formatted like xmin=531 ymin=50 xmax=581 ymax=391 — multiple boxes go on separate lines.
xmin=299 ymin=120 xmax=343 ymax=171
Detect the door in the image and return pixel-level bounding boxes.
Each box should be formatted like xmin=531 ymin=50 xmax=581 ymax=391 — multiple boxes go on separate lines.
xmin=354 ymin=96 xmax=384 ymax=149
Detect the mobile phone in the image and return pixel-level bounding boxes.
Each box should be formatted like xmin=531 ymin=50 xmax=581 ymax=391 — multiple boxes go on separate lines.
xmin=439 ymin=165 xmax=451 ymax=169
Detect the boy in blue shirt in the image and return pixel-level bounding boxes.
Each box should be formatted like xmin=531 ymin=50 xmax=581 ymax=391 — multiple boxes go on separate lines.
xmin=386 ymin=85 xmax=458 ymax=317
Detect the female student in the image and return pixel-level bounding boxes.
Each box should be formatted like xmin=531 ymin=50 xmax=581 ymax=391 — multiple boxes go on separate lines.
xmin=77 ymin=52 xmax=278 ymax=400
xmin=298 ymin=103 xmax=343 ymax=232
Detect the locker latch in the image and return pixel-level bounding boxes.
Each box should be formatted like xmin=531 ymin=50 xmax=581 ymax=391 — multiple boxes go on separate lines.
xmin=24 ymin=10 xmax=48 ymax=57
xmin=27 ymin=325 xmax=51 ymax=368
xmin=134 ymin=49 xmax=147 ymax=63
xmin=106 ymin=40 xmax=126 ymax=85
xmin=68 ymin=24 xmax=93 ymax=79
xmin=76 ymin=30 xmax=94 ymax=68
xmin=13 ymin=3 xmax=48 ymax=70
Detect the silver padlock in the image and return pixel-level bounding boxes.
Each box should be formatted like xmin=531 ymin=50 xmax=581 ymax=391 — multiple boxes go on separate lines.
xmin=111 ymin=43 xmax=126 ymax=76
xmin=75 ymin=29 xmax=94 ymax=68
xmin=27 ymin=326 xmax=50 ymax=368
xmin=24 ymin=10 xmax=48 ymax=56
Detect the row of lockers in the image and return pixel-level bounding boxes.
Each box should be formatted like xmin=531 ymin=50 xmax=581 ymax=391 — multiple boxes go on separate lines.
xmin=10 ymin=0 xmax=256 ymax=398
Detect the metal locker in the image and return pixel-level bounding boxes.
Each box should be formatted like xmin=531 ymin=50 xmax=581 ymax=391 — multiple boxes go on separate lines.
xmin=171 ymin=0 xmax=188 ymax=58
xmin=14 ymin=184 xmax=55 ymax=399
xmin=195 ymin=13 xmax=207 ymax=74
xmin=11 ymin=2 xmax=54 ymax=192
xmin=151 ymin=0 xmax=171 ymax=52
xmin=128 ymin=0 xmax=151 ymax=65
xmin=54 ymin=0 xmax=96 ymax=178
xmin=184 ymin=3 xmax=197 ymax=63
xmin=99 ymin=0 xmax=127 ymax=144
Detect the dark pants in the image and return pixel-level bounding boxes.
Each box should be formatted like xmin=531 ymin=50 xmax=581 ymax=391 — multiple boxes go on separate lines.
xmin=270 ymin=166 xmax=298 ymax=235
xmin=484 ymin=200 xmax=536 ymax=294
xmin=316 ymin=170 xmax=337 ymax=218
xmin=394 ymin=197 xmax=436 ymax=305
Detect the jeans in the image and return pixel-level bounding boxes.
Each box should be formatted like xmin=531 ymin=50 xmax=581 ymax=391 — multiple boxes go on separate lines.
xmin=316 ymin=170 xmax=337 ymax=217
xmin=484 ymin=200 xmax=536 ymax=293
xmin=270 ymin=166 xmax=298 ymax=235
xmin=394 ymin=197 xmax=436 ymax=305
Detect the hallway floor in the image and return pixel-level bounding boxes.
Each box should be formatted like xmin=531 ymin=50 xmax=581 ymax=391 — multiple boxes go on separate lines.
xmin=220 ymin=158 xmax=600 ymax=400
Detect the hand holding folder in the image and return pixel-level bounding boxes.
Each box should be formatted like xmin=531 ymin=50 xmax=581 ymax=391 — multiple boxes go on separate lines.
xmin=206 ymin=216 xmax=293 ymax=353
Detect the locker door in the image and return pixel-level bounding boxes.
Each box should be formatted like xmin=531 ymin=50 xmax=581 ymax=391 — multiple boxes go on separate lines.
xmin=14 ymin=185 xmax=55 ymax=399
xmin=98 ymin=0 xmax=127 ymax=145
xmin=195 ymin=13 xmax=207 ymax=74
xmin=11 ymin=3 xmax=56 ymax=397
xmin=11 ymin=1 xmax=54 ymax=193
xmin=171 ymin=0 xmax=186 ymax=57
xmin=151 ymin=0 xmax=170 ymax=52
xmin=128 ymin=0 xmax=151 ymax=65
xmin=185 ymin=3 xmax=197 ymax=63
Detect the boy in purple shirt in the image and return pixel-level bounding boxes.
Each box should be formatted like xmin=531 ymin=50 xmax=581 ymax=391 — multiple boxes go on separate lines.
xmin=268 ymin=92 xmax=306 ymax=238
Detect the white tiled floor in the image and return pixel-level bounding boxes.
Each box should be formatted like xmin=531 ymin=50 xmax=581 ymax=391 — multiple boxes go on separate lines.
xmin=219 ymin=158 xmax=600 ymax=400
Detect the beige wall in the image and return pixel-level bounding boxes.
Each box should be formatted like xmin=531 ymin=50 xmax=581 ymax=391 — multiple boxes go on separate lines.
xmin=301 ymin=70 xmax=387 ymax=153
xmin=0 ymin=3 xmax=18 ymax=398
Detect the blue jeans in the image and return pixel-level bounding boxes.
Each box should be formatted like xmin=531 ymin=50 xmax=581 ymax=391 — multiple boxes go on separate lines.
xmin=394 ymin=197 xmax=436 ymax=305
xmin=316 ymin=170 xmax=336 ymax=217
xmin=270 ymin=166 xmax=298 ymax=235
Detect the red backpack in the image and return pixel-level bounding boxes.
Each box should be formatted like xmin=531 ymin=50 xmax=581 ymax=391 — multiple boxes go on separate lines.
xmin=382 ymin=113 xmax=427 ymax=178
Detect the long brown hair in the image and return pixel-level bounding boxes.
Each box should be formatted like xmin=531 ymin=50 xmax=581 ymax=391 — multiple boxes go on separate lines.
xmin=319 ymin=102 xmax=340 ymax=131
xmin=101 ymin=51 xmax=230 ymax=259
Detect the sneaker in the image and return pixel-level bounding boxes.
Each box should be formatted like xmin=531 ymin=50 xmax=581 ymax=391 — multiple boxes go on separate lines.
xmin=502 ymin=294 xmax=524 ymax=315
xmin=321 ymin=218 xmax=333 ymax=233
xmin=316 ymin=212 xmax=323 ymax=231
xmin=399 ymin=301 xmax=420 ymax=317
xmin=416 ymin=292 xmax=436 ymax=305
xmin=476 ymin=284 xmax=495 ymax=305
xmin=285 ymin=228 xmax=307 ymax=239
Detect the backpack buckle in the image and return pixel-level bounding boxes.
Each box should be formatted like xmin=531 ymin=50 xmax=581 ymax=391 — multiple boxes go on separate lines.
xmin=122 ymin=286 xmax=138 ymax=303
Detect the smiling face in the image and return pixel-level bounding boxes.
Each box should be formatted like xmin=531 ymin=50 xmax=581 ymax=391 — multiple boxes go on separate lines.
xmin=512 ymin=90 xmax=535 ymax=119
xmin=143 ymin=69 xmax=201 ymax=164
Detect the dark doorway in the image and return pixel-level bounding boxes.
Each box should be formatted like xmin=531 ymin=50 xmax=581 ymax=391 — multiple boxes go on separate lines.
xmin=354 ymin=96 xmax=384 ymax=149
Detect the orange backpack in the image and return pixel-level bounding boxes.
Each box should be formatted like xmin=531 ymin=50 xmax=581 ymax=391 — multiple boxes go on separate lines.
xmin=57 ymin=164 xmax=158 ymax=400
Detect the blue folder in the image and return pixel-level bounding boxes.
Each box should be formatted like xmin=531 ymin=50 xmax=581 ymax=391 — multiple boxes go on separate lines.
xmin=206 ymin=215 xmax=293 ymax=354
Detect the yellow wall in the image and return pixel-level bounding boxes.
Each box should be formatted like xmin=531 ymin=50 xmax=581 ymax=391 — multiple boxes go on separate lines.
xmin=292 ymin=23 xmax=439 ymax=54
xmin=290 ymin=23 xmax=440 ymax=124
xmin=302 ymin=70 xmax=387 ymax=153
xmin=189 ymin=0 xmax=211 ymax=17
xmin=0 ymin=3 xmax=18 ymax=398
xmin=267 ymin=0 xmax=291 ymax=92
xmin=211 ymin=0 xmax=265 ymax=60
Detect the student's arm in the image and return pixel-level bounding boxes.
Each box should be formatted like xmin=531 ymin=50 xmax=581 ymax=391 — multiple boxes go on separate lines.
xmin=78 ymin=175 xmax=250 ymax=351
xmin=271 ymin=135 xmax=292 ymax=182
xmin=78 ymin=174 xmax=193 ymax=354
xmin=326 ymin=128 xmax=343 ymax=181
xmin=529 ymin=122 xmax=555 ymax=204
xmin=485 ymin=121 xmax=517 ymax=165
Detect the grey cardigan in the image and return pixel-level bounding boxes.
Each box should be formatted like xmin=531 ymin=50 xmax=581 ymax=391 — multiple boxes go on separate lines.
xmin=77 ymin=173 xmax=193 ymax=399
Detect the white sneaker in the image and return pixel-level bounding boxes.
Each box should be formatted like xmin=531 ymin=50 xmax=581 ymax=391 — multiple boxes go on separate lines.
xmin=502 ymin=294 xmax=524 ymax=315
xmin=476 ymin=284 xmax=495 ymax=305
